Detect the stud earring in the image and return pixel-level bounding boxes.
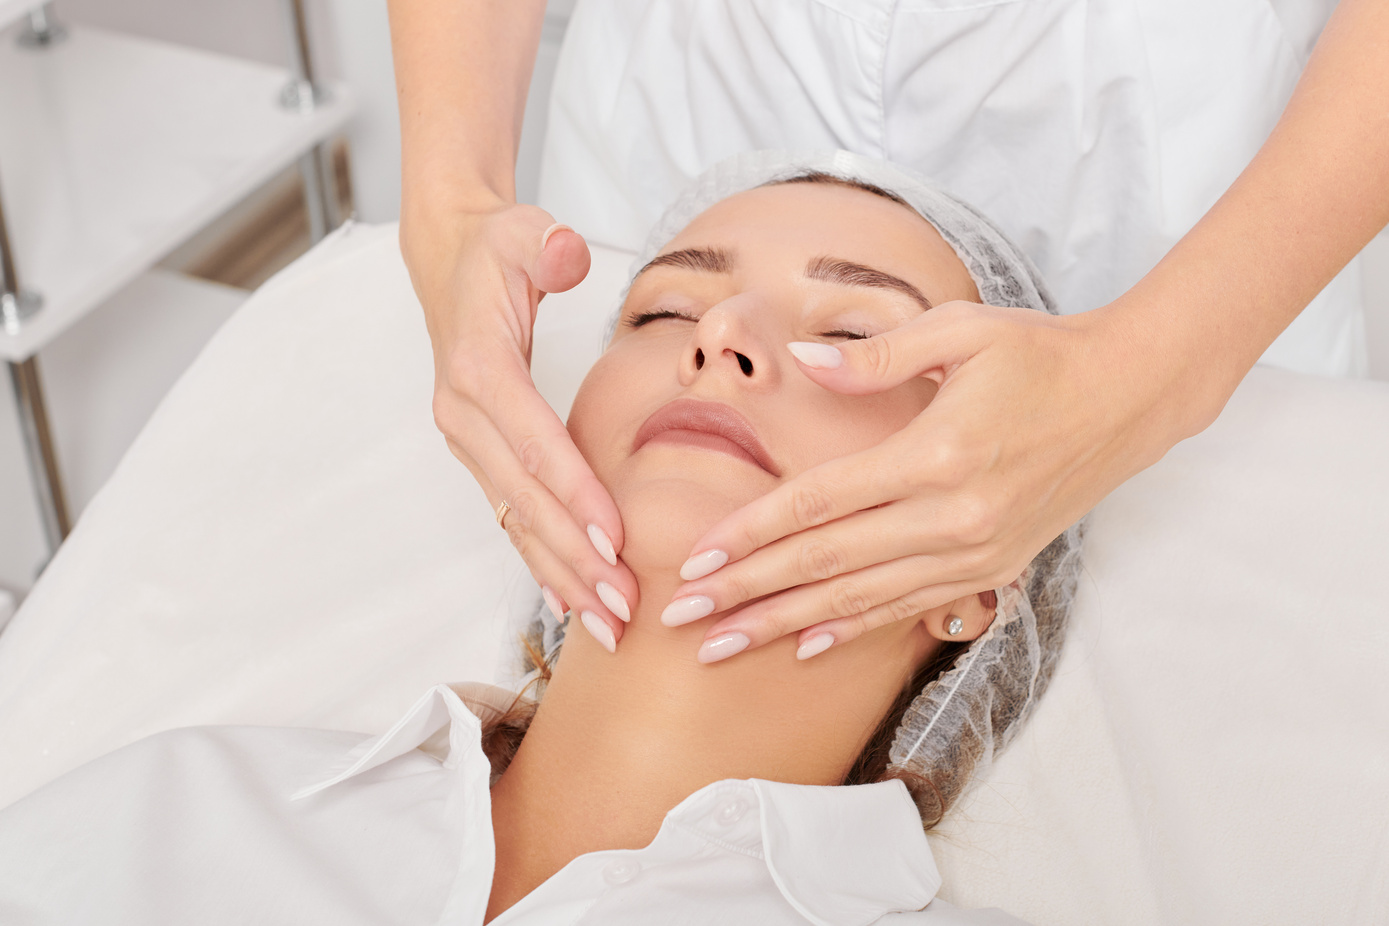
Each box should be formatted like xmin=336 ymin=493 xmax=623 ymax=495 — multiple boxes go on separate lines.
xmin=947 ymin=617 xmax=964 ymax=636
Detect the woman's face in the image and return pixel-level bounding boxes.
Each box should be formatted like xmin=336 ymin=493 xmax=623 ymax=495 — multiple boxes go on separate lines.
xmin=568 ymin=181 xmax=980 ymax=573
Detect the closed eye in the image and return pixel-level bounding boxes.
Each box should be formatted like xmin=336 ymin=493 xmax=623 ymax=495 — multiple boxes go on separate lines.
xmin=626 ymin=310 xmax=869 ymax=340
xmin=625 ymin=308 xmax=700 ymax=328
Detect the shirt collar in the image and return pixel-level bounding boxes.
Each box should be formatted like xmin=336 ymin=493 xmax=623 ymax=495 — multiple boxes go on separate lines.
xmin=290 ymin=683 xmax=484 ymax=801
xmin=290 ymin=684 xmax=942 ymax=925
xmin=753 ymin=778 xmax=941 ymax=925
xmin=662 ymin=777 xmax=941 ymax=926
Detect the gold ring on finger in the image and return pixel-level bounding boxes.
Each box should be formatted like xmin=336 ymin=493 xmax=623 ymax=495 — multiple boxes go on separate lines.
xmin=495 ymin=499 xmax=512 ymax=529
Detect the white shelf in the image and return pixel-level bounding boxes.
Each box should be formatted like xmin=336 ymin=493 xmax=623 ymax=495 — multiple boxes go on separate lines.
xmin=0 ymin=24 xmax=353 ymax=361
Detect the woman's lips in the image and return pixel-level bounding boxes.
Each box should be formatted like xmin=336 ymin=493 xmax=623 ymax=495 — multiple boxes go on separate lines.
xmin=633 ymin=398 xmax=780 ymax=475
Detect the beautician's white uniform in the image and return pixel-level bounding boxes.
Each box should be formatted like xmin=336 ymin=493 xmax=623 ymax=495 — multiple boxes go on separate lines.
xmin=539 ymin=0 xmax=1364 ymax=377
xmin=0 ymin=684 xmax=1028 ymax=925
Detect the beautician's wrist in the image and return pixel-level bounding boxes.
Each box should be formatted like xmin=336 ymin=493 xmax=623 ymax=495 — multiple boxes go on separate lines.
xmin=399 ymin=191 xmax=510 ymax=295
xmin=402 ymin=172 xmax=515 ymax=223
xmin=1083 ymin=295 xmax=1238 ymax=461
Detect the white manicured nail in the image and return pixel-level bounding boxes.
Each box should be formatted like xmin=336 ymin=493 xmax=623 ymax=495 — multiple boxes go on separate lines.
xmin=588 ymin=524 xmax=618 ymax=566
xmin=661 ymin=595 xmax=715 ymax=627
xmin=595 ymin=581 xmax=630 ymax=622
xmin=697 ymin=632 xmax=750 ymax=664
xmin=541 ymin=585 xmax=567 ymax=623
xmin=786 ymin=341 xmax=844 ymax=369
xmin=541 ymin=222 xmax=572 ymax=250
xmin=679 ymin=549 xmax=728 ymax=581
xmin=580 ymin=611 xmax=616 ymax=654
xmin=796 ymin=632 xmax=835 ymax=661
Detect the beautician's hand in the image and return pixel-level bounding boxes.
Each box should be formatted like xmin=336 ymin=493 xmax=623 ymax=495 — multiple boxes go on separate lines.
xmin=391 ymin=0 xmax=635 ymax=648
xmin=408 ymin=202 xmax=637 ymax=647
xmin=672 ymin=0 xmax=1389 ymax=658
xmin=666 ymin=299 xmax=1189 ymax=661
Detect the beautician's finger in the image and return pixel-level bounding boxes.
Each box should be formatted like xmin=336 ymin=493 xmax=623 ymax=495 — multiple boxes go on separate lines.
xmin=476 ymin=345 xmax=627 ymax=569
xmin=694 ymin=554 xmax=981 ymax=663
xmin=434 ymin=340 xmax=630 ymax=587
xmin=499 ymin=513 xmax=628 ymax=654
xmin=443 ymin=433 xmax=629 ymax=649
xmin=445 ymin=429 xmax=625 ymax=653
xmin=784 ymin=301 xmax=1000 ymax=395
xmin=521 ymin=221 xmax=591 ymax=297
xmin=665 ymin=504 xmax=931 ymax=625
xmin=676 ymin=432 xmax=920 ymax=586
xmin=794 ymin=583 xmax=1000 ymax=657
xmin=439 ymin=405 xmax=639 ymax=615
xmin=438 ymin=361 xmax=627 ymax=615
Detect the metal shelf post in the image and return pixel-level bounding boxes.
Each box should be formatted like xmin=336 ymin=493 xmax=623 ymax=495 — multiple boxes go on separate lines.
xmin=280 ymin=0 xmax=339 ymax=244
xmin=0 ymin=161 xmax=69 ymax=557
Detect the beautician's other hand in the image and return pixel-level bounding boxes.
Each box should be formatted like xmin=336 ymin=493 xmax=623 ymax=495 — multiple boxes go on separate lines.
xmin=403 ymin=202 xmax=637 ymax=648
xmin=667 ymin=299 xmax=1190 ymax=661
xmin=659 ymin=0 xmax=1389 ymax=661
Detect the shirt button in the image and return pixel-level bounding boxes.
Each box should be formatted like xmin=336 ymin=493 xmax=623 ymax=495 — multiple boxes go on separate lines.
xmin=714 ymin=796 xmax=751 ymax=826
xmin=602 ymin=859 xmax=641 ymax=886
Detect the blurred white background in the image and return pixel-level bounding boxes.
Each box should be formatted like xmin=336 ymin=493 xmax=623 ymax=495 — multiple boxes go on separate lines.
xmin=0 ymin=0 xmax=1384 ymax=613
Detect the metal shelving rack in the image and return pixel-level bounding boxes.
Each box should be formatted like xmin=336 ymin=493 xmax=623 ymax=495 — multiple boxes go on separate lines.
xmin=0 ymin=1 xmax=353 ymax=565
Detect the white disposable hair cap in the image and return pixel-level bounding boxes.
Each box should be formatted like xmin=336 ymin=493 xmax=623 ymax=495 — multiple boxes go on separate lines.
xmin=625 ymin=148 xmax=1057 ymax=319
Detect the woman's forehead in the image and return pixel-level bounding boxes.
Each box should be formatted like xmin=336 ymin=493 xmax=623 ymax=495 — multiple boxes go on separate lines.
xmin=652 ymin=183 xmax=977 ymax=302
xmin=671 ymin=182 xmax=928 ymax=240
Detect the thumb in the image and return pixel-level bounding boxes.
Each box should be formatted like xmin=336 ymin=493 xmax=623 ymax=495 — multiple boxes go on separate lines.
xmin=785 ymin=301 xmax=986 ymax=395
xmin=527 ymin=222 xmax=592 ymax=295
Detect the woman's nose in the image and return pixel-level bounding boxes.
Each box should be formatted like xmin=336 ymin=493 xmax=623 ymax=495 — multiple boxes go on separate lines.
xmin=680 ymin=293 xmax=779 ymax=390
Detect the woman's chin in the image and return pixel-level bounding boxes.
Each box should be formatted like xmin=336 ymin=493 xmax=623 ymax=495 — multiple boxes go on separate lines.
xmin=610 ymin=475 xmax=759 ymax=578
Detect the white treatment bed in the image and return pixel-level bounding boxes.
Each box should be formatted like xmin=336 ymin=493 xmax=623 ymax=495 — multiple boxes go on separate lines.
xmin=0 ymin=223 xmax=1385 ymax=925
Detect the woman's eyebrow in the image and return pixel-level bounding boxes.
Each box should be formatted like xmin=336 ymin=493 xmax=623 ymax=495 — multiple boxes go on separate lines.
xmin=804 ymin=256 xmax=933 ymax=310
xmin=635 ymin=246 xmax=735 ymax=278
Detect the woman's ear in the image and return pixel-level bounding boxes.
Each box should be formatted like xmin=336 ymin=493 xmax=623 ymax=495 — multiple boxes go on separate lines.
xmin=924 ymin=589 xmax=998 ymax=643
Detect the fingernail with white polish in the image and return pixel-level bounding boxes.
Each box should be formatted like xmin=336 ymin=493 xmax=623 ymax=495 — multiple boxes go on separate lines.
xmin=588 ymin=524 xmax=618 ymax=566
xmin=697 ymin=632 xmax=749 ymax=664
xmin=796 ymin=632 xmax=835 ymax=661
xmin=595 ymin=581 xmax=630 ymax=623
xmin=786 ymin=341 xmax=844 ymax=370
xmin=661 ymin=595 xmax=715 ymax=627
xmin=541 ymin=222 xmax=572 ymax=251
xmin=679 ymin=549 xmax=728 ymax=581
xmin=541 ymin=585 xmax=567 ymax=623
xmin=580 ymin=611 xmax=616 ymax=654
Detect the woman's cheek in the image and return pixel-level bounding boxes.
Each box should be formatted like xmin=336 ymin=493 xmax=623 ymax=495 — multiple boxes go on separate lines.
xmin=566 ymin=353 xmax=642 ymax=482
xmin=809 ymin=382 xmax=937 ymax=460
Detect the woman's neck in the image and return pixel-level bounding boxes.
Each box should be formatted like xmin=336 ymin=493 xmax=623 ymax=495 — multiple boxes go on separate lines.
xmin=485 ymin=568 xmax=930 ymax=919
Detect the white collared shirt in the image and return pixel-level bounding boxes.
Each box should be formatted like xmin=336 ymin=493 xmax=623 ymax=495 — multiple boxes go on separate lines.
xmin=0 ymin=684 xmax=1028 ymax=925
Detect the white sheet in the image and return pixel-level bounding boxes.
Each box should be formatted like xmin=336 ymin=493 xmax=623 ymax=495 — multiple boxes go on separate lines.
xmin=0 ymin=222 xmax=620 ymax=778
xmin=0 ymin=223 xmax=1385 ymax=924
